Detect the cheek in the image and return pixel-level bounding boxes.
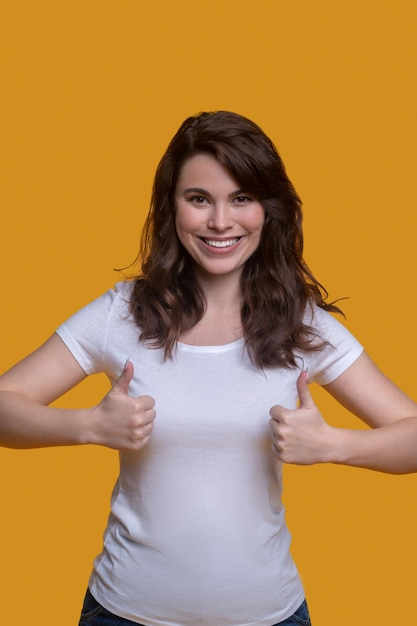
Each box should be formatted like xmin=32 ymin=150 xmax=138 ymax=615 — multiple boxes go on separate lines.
xmin=175 ymin=204 xmax=189 ymax=229
xmin=175 ymin=216 xmax=188 ymax=242
xmin=175 ymin=207 xmax=201 ymax=237
xmin=174 ymin=208 xmax=186 ymax=234
xmin=174 ymin=213 xmax=196 ymax=252
xmin=247 ymin=207 xmax=265 ymax=233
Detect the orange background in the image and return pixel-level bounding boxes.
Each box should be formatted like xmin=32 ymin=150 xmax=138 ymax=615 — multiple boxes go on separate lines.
xmin=1 ymin=1 xmax=416 ymax=624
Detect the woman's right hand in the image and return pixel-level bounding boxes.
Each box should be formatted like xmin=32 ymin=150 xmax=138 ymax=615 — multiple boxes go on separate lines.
xmin=86 ymin=360 xmax=156 ymax=451
xmin=0 ymin=334 xmax=155 ymax=450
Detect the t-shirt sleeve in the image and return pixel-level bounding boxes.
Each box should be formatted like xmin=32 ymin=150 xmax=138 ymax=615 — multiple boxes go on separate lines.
xmin=304 ymin=305 xmax=364 ymax=386
xmin=55 ymin=283 xmax=129 ymax=375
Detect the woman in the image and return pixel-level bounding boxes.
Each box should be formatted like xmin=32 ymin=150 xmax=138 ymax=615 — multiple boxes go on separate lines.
xmin=0 ymin=111 xmax=416 ymax=626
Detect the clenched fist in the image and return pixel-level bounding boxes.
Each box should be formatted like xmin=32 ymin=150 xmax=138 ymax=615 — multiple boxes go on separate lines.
xmin=269 ymin=370 xmax=334 ymax=465
xmin=85 ymin=360 xmax=156 ymax=451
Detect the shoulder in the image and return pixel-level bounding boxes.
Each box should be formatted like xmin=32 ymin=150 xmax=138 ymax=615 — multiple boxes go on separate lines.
xmin=55 ymin=281 xmax=138 ymax=375
xmin=302 ymin=303 xmax=364 ymax=385
xmin=69 ymin=280 xmax=135 ymax=320
xmin=304 ymin=302 xmax=353 ymax=342
xmin=108 ymin=280 xmax=135 ymax=314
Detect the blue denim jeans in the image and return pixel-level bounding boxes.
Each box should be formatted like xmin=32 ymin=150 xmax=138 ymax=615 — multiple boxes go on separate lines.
xmin=79 ymin=589 xmax=312 ymax=626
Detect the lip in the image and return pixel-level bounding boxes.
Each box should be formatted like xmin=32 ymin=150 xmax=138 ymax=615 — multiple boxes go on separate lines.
xmin=198 ymin=236 xmax=243 ymax=254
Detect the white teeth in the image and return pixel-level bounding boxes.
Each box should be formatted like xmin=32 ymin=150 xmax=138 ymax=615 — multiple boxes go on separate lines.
xmin=204 ymin=238 xmax=240 ymax=248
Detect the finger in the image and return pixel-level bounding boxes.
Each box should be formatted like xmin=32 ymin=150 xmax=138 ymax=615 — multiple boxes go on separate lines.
xmin=296 ymin=370 xmax=313 ymax=409
xmin=269 ymin=404 xmax=293 ymax=424
xmin=269 ymin=405 xmax=286 ymax=421
xmin=134 ymin=395 xmax=156 ymax=416
xmin=112 ymin=359 xmax=134 ymax=395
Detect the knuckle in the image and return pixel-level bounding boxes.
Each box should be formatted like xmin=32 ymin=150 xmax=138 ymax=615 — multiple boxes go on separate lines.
xmin=133 ymin=400 xmax=143 ymax=412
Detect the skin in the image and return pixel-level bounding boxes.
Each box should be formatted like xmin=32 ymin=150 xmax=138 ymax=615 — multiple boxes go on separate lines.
xmin=175 ymin=153 xmax=265 ymax=284
xmin=1 ymin=154 xmax=417 ymax=473
xmin=0 ymin=336 xmax=155 ymax=450
xmin=270 ymin=365 xmax=417 ymax=473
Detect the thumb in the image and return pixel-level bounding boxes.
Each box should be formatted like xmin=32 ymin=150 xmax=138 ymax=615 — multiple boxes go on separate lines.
xmin=296 ymin=370 xmax=313 ymax=409
xmin=112 ymin=359 xmax=134 ymax=395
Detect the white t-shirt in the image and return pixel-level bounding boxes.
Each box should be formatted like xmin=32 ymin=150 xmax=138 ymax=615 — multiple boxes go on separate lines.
xmin=56 ymin=282 xmax=363 ymax=626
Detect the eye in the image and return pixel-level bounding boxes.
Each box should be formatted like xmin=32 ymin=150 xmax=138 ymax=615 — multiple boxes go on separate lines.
xmin=189 ymin=195 xmax=209 ymax=205
xmin=233 ymin=195 xmax=252 ymax=205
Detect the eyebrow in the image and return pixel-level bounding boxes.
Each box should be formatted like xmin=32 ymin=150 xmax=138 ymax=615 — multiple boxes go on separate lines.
xmin=182 ymin=187 xmax=248 ymax=198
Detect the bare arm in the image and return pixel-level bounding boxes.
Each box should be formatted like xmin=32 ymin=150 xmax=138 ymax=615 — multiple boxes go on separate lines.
xmin=0 ymin=333 xmax=156 ymax=450
xmin=323 ymin=352 xmax=417 ymax=473
xmin=0 ymin=334 xmax=88 ymax=447
xmin=269 ymin=352 xmax=417 ymax=474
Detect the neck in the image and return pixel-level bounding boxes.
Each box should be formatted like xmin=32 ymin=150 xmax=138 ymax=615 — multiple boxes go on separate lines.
xmin=196 ymin=270 xmax=242 ymax=310
xmin=178 ymin=270 xmax=243 ymax=346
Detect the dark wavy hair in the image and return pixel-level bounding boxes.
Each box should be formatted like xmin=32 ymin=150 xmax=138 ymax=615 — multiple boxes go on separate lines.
xmin=130 ymin=110 xmax=341 ymax=368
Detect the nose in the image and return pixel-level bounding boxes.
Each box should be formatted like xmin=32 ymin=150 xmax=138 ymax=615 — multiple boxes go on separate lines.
xmin=207 ymin=203 xmax=233 ymax=231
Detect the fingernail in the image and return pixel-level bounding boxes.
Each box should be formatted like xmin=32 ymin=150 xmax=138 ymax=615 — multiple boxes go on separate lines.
xmin=124 ymin=358 xmax=130 ymax=370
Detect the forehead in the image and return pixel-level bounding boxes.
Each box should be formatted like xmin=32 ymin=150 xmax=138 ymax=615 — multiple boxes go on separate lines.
xmin=176 ymin=153 xmax=240 ymax=192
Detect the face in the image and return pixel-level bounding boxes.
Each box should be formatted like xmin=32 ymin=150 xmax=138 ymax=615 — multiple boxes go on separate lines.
xmin=175 ymin=153 xmax=265 ymax=281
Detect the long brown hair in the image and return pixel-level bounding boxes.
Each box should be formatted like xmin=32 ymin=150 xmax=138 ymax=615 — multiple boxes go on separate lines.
xmin=130 ymin=111 xmax=341 ymax=368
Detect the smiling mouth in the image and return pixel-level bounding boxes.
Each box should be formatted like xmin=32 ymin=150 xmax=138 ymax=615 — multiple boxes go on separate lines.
xmin=202 ymin=237 xmax=241 ymax=248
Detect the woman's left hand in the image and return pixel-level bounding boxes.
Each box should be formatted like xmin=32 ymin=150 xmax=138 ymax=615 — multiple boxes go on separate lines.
xmin=269 ymin=370 xmax=334 ymax=465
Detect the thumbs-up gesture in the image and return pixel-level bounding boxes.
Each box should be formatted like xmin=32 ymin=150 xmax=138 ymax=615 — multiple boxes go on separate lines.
xmin=86 ymin=360 xmax=156 ymax=450
xmin=269 ymin=371 xmax=333 ymax=465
